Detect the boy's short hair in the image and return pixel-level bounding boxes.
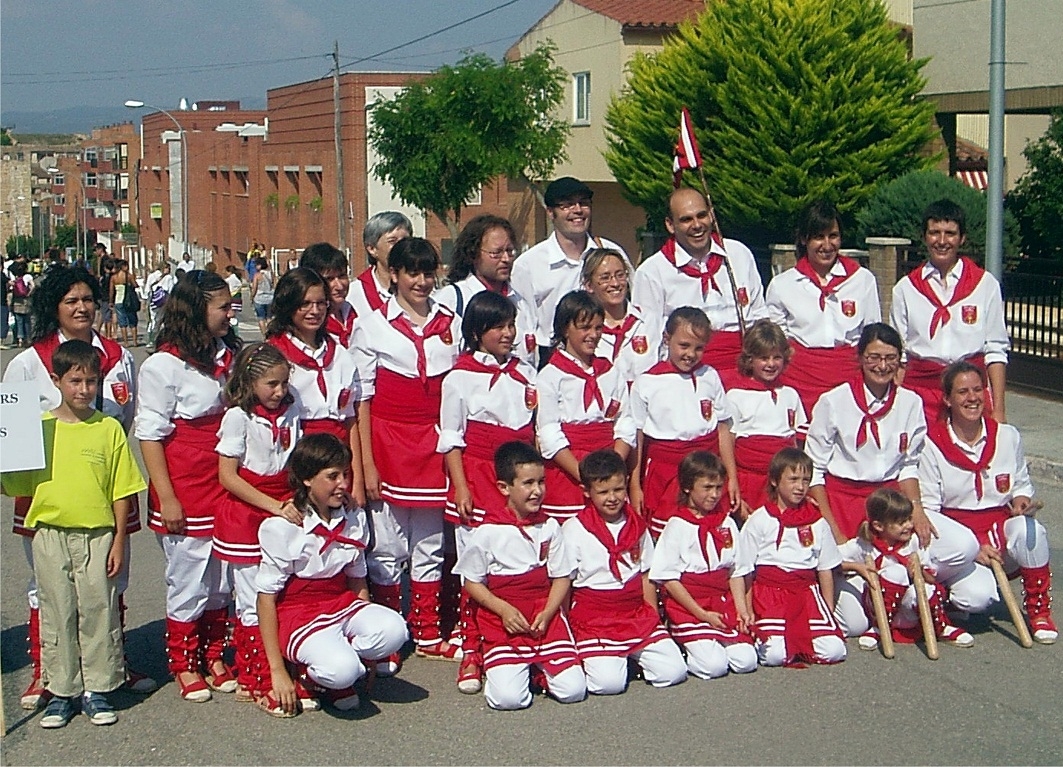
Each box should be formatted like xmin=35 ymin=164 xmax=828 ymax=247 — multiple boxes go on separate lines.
xmin=52 ymin=339 xmax=101 ymax=380
xmin=665 ymin=306 xmax=712 ymax=338
xmin=922 ymin=198 xmax=966 ymax=237
xmin=676 ymin=450 xmax=725 ymax=506
xmin=494 ymin=441 xmax=543 ymax=485
xmin=579 ymin=449 xmax=627 ymax=488
xmin=299 ymin=242 xmax=348 ymax=276
xmin=767 ymin=447 xmax=813 ymax=494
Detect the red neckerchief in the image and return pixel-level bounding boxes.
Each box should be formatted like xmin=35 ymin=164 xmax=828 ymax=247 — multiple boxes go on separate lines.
xmin=156 ymin=342 xmax=233 ymax=379
xmin=763 ymin=500 xmax=822 ymax=549
xmin=794 ymin=255 xmax=860 ymax=311
xmin=870 ymin=535 xmax=911 ymax=570
xmin=357 ymin=269 xmax=386 ymax=312
xmin=269 ymin=334 xmax=337 ymax=398
xmin=928 ymin=417 xmax=999 ymax=501
xmin=452 ymin=352 xmax=530 ymax=389
xmin=325 ymin=304 xmax=357 ymax=348
xmin=308 ymin=517 xmax=365 ymax=554
xmin=905 ymin=257 xmax=985 ymax=338
xmin=599 ymin=314 xmax=639 ymax=361
xmin=672 ymin=505 xmax=731 ymax=565
xmin=721 ymin=369 xmax=782 ymax=404
xmin=388 ymin=309 xmax=453 ymax=385
xmin=33 ymin=331 xmax=123 ymax=378
xmin=474 ymin=275 xmax=511 ymax=297
xmin=645 ymin=359 xmax=700 ymax=391
xmin=848 ymin=378 xmax=897 ymax=449
xmin=482 ymin=502 xmax=548 ymax=542
xmin=661 ymin=237 xmax=725 ymax=298
xmin=251 ymin=394 xmax=295 ymax=444
xmin=576 ymin=503 xmax=645 ymax=581
xmin=548 ymin=351 xmax=612 ymax=410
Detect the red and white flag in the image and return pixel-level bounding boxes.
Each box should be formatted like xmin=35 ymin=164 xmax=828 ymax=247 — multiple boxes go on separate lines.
xmin=672 ymin=107 xmax=702 ymax=188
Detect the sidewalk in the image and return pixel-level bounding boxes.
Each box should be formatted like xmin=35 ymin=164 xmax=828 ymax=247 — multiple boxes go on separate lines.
xmin=1008 ymin=387 xmax=1063 ymax=486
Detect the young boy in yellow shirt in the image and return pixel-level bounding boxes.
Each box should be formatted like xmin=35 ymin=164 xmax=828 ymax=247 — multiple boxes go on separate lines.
xmin=2 ymin=339 xmax=146 ymax=728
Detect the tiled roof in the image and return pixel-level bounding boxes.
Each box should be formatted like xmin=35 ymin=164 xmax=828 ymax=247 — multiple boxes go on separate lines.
xmin=570 ymin=0 xmax=704 ymax=29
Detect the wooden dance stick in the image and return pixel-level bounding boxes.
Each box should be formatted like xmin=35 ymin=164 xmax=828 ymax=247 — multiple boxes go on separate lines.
xmin=910 ymin=551 xmax=939 ymax=660
xmin=990 ymin=558 xmax=1034 ymax=649
xmin=863 ymin=554 xmax=895 ymax=659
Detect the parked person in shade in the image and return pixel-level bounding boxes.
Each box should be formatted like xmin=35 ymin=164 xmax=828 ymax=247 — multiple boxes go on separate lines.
xmin=347 ymin=211 xmax=412 ymax=317
xmin=110 ymin=259 xmax=140 ymax=347
xmin=765 ymin=200 xmax=881 ymax=415
xmin=1 ymin=340 xmax=147 ymax=728
xmin=891 ymin=199 xmax=1009 ymax=424
xmin=632 ymin=188 xmax=767 ymax=375
xmin=510 ymin=177 xmax=628 ymax=368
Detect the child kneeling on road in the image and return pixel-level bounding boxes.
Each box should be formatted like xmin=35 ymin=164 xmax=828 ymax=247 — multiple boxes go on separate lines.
xmin=453 ymin=441 xmax=587 ymax=710
xmin=2 ymin=340 xmax=146 ymax=728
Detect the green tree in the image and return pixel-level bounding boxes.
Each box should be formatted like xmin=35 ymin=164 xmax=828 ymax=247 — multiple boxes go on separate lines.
xmin=53 ymin=224 xmax=78 ymax=251
xmin=5 ymin=234 xmax=40 ymax=259
xmin=604 ymin=0 xmax=939 ymax=246
xmin=368 ymin=44 xmax=568 ymax=238
xmin=1007 ymin=110 xmax=1063 ymax=266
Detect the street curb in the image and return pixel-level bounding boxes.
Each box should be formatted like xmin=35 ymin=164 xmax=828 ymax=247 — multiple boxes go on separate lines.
xmin=1028 ymin=455 xmax=1063 ymax=488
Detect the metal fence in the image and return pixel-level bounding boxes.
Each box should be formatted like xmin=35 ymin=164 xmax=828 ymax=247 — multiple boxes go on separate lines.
xmin=1002 ymin=265 xmax=1063 ymax=397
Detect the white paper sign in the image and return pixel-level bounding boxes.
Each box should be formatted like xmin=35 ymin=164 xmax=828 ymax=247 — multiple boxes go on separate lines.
xmin=0 ymin=381 xmax=46 ymax=473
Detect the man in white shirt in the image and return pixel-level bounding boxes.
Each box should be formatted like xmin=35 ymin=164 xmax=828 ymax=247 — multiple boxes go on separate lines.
xmin=510 ymin=177 xmax=627 ymax=367
xmin=174 ymin=251 xmax=195 ymax=274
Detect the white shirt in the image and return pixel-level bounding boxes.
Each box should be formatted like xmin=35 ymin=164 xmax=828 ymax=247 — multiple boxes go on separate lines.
xmin=224 ymin=273 xmax=243 ymax=297
xmin=433 ymin=274 xmax=538 ymax=364
xmin=535 ymin=349 xmax=637 ymax=459
xmin=649 ymin=514 xmax=746 ymax=580
xmin=175 ymin=259 xmax=195 ymax=273
xmin=256 ymin=506 xmax=370 ymax=594
xmin=346 ymin=268 xmax=390 ymax=318
xmin=724 ymin=380 xmax=807 ymax=439
xmin=215 ymin=401 xmax=302 ymax=476
xmin=436 ymin=351 xmax=537 ymax=453
xmin=562 ymin=514 xmax=654 ymax=590
xmin=510 ymin=232 xmax=628 ymax=346
xmin=805 ymin=382 xmax=926 ymax=487
xmin=918 ymin=420 xmax=1034 ymax=515
xmin=736 ymin=508 xmax=842 ymax=573
xmin=629 ymin=363 xmax=732 ymax=440
xmin=765 ymin=261 xmax=881 ymax=348
xmin=133 ymin=345 xmax=229 ymax=441
xmin=351 ymin=297 xmax=461 ymax=398
xmin=453 ymin=516 xmax=576 ymax=581
xmin=890 ymin=259 xmax=1009 ymax=365
xmin=842 ymin=535 xmax=937 ymax=586
xmin=632 ymin=238 xmax=767 ymax=334
xmin=595 ymin=304 xmax=664 ymax=385
xmin=279 ymin=333 xmax=361 ymax=419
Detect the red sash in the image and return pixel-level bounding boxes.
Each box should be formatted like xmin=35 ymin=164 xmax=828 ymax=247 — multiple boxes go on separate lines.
xmin=905 ymin=257 xmax=985 ymax=338
xmin=734 ymin=435 xmax=793 ymax=472
xmin=276 ymin=573 xmax=363 ymax=659
xmin=463 ymin=421 xmax=535 ymax=460
xmin=599 ymin=315 xmax=639 ymax=361
xmin=569 ymin=577 xmax=666 ymax=656
xmin=357 ymin=268 xmax=386 ymax=312
xmin=302 ymin=418 xmax=349 ymax=441
xmin=643 ymin=433 xmax=721 ymax=526
xmin=823 ymin=475 xmax=898 ymax=540
xmin=662 ymin=570 xmax=749 ymax=644
xmin=548 ymin=352 xmax=612 ymax=410
xmin=794 ymin=255 xmax=860 ymax=310
xmin=928 ymin=418 xmax=998 ymax=501
xmin=372 ymin=368 xmax=443 ymax=424
xmin=269 ymin=333 xmax=337 ymax=399
xmin=940 ymin=505 xmax=1010 ymax=548
xmin=752 ymin=565 xmax=819 ymax=665
xmin=213 ymin=467 xmax=291 ymax=564
xmin=701 ymin=329 xmax=743 ymax=372
xmin=446 ymin=421 xmax=534 ymax=526
xmin=782 ymin=343 xmax=860 ymax=414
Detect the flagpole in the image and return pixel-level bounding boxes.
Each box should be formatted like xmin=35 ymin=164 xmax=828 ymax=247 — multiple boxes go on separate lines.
xmin=693 ymin=166 xmax=746 ymax=336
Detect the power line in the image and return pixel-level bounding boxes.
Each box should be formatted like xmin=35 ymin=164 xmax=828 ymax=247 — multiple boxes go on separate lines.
xmin=2 ymin=55 xmax=329 ymax=85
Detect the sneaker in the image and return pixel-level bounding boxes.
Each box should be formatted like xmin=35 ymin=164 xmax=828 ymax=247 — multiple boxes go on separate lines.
xmin=939 ymin=625 xmax=974 ymax=648
xmin=124 ymin=667 xmax=159 ymax=694
xmin=40 ymin=696 xmax=76 ymax=729
xmin=1031 ymin=616 xmax=1058 ymax=645
xmin=21 ymin=675 xmax=50 ymax=710
xmin=82 ymin=692 xmax=118 ymax=725
xmin=375 ymin=652 xmax=403 ymax=678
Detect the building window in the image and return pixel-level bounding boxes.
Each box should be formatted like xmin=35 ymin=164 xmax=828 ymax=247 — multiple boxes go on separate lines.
xmin=52 ymin=174 xmax=64 ymax=186
xmin=573 ymin=72 xmax=591 ymax=125
xmin=85 ymin=173 xmax=98 ymax=187
xmin=85 ymin=148 xmax=98 ymax=167
xmin=54 ymin=195 xmax=65 ymax=206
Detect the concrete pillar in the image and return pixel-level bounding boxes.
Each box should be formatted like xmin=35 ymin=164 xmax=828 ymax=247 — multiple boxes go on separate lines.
xmin=865 ymin=237 xmax=911 ymax=321
xmin=769 ymin=243 xmax=797 ymax=277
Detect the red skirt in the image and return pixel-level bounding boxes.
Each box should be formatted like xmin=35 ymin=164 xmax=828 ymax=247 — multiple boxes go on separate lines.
xmin=302 ymin=418 xmax=349 ymax=441
xmin=275 ymin=573 xmax=368 ymax=660
xmin=444 ymin=420 xmax=534 ymax=527
xmin=903 ymin=353 xmax=989 ymax=425
xmin=782 ymin=343 xmax=860 ymax=416
xmin=569 ymin=576 xmax=670 ymax=659
xmin=212 ymin=468 xmax=291 ymax=564
xmin=478 ymin=567 xmax=580 ymax=673
xmin=823 ymin=474 xmax=899 ymax=540
xmin=752 ymin=566 xmax=841 ymax=664
xmin=940 ymin=505 xmax=1010 ymax=548
xmin=148 ymin=414 xmax=225 ymax=537
xmin=734 ymin=434 xmax=795 ymax=512
xmin=700 ymin=329 xmax=743 ymax=374
xmin=662 ymin=569 xmax=751 ymax=646
xmin=371 ymin=369 xmax=447 ymax=508
xmin=643 ymin=433 xmax=720 ymax=534
xmin=542 ymin=421 xmax=615 ymax=521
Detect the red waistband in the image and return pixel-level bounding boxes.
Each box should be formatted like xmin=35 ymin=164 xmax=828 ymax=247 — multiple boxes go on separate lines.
xmin=237 ymin=467 xmax=290 ymax=498
xmin=168 ymin=413 xmax=224 ymax=446
xmin=754 ymin=565 xmax=816 ymax=591
xmin=373 ymin=368 xmax=443 ymax=423
xmin=825 ymin=474 xmax=894 ymax=493
xmin=646 ymin=433 xmax=719 ymax=463
xmin=679 ymin=569 xmax=731 ymax=595
xmin=277 ymin=572 xmax=347 ymax=604
xmin=572 ymin=576 xmax=643 ymax=610
xmin=735 ymin=435 xmax=794 ymax=471
xmin=302 ymin=418 xmax=349 ymax=440
xmin=464 ymin=421 xmax=535 ymax=460
xmin=905 ymin=353 xmax=986 ymax=387
xmin=561 ymin=421 xmax=615 ymax=450
xmin=485 ymin=565 xmax=549 ymax=601
xmin=940 ymin=506 xmax=1009 ymax=537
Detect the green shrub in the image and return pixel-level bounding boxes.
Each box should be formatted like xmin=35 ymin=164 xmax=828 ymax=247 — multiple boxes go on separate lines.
xmin=1006 ymin=111 xmax=1063 ymax=265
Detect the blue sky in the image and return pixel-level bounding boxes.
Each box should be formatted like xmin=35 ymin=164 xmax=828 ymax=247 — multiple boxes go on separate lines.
xmin=1 ymin=0 xmax=558 ymax=117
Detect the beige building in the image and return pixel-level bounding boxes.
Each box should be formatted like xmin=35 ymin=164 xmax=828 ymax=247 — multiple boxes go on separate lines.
xmin=1 ymin=152 xmax=32 ymax=251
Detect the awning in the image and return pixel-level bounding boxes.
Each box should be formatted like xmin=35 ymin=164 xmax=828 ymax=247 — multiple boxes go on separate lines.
xmin=955 ymin=170 xmax=988 ymax=191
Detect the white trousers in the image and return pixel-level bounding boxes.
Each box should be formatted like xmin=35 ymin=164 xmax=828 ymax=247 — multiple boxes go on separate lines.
xmin=366 ymin=501 xmax=444 ymax=585
xmin=757 ymin=635 xmax=847 ymax=667
xmin=232 ymin=563 xmax=259 ymax=627
xmin=158 ymin=534 xmax=232 ymax=622
xmin=834 ymin=574 xmax=871 ymax=638
xmin=583 ymin=637 xmax=688 ymax=694
xmin=24 ymin=534 xmax=131 ymax=610
xmin=683 ymin=639 xmax=759 ymax=679
xmin=295 ymin=604 xmax=409 ymax=691
xmin=484 ymin=663 xmax=587 ymax=711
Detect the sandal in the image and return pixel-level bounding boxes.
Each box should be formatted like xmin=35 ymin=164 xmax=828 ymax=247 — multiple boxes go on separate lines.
xmin=415 ymin=640 xmax=462 ymax=661
xmin=255 ymin=689 xmax=297 ymax=718
xmin=205 ymin=663 xmax=238 ymax=693
xmin=456 ymin=654 xmax=483 ymax=694
xmin=292 ymin=675 xmax=322 ymax=712
xmin=175 ymin=671 xmax=212 ymax=702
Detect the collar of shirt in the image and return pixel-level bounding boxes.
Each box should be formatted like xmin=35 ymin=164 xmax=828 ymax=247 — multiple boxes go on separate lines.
xmin=471 ymin=350 xmax=507 ymax=368
xmin=383 ymin=296 xmax=447 ymax=326
xmin=920 ymin=257 xmax=964 ymax=289
xmin=301 ymin=509 xmax=346 ymax=534
xmin=946 ymin=418 xmax=987 ymax=456
xmin=800 ymin=258 xmax=850 ymax=282
xmin=287 ymin=332 xmax=328 ymax=361
xmin=666 ymin=238 xmax=727 ymax=268
xmin=58 ymin=329 xmax=107 ymax=354
xmin=862 ymin=383 xmax=891 ymax=412
xmin=547 ymin=231 xmax=593 ymax=267
xmin=555 ymin=347 xmax=594 ymax=372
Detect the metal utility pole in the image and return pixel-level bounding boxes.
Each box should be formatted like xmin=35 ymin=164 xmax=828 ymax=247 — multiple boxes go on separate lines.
xmin=333 ymin=40 xmax=347 ymax=250
xmin=986 ymin=0 xmax=1006 ymax=279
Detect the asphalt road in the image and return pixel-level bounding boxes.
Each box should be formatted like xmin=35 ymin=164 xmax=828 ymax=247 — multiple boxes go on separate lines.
xmin=2 ymin=326 xmax=1061 ymax=766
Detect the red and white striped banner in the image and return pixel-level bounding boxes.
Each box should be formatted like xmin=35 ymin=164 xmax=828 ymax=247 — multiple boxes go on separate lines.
xmin=672 ymin=107 xmax=702 ymax=188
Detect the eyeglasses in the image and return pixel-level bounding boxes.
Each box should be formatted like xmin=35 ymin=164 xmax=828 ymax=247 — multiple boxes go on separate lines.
xmin=297 ymin=300 xmax=329 ymax=311
xmin=480 ymin=247 xmax=518 ymax=261
xmin=553 ymin=199 xmax=591 ymax=212
xmin=592 ymin=270 xmax=628 ymax=287
xmin=863 ymin=353 xmax=900 ymax=366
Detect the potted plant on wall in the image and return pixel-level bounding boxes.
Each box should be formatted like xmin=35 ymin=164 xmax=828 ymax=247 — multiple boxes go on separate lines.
xmin=284 ymin=194 xmax=301 ymax=213
xmin=308 ymin=195 xmax=323 ymax=213
xmin=265 ymin=192 xmax=279 ymax=210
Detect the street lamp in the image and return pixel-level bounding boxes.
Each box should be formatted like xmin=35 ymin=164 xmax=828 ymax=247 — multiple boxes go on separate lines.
xmin=125 ymin=99 xmax=188 ymax=261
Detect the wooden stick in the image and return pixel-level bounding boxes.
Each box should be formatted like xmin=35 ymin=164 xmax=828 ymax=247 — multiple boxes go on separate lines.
xmin=990 ymin=558 xmax=1035 ymax=648
xmin=910 ymin=551 xmax=939 ymax=660
xmin=694 ymin=166 xmax=746 ymax=336
xmin=863 ymin=554 xmax=895 ymax=659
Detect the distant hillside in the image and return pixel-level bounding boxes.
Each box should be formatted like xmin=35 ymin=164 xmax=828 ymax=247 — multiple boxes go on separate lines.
xmin=2 ymin=97 xmax=268 ymax=134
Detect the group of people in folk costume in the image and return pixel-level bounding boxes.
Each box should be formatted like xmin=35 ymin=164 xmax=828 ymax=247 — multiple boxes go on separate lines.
xmin=1 ymin=174 xmax=1054 ymax=721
